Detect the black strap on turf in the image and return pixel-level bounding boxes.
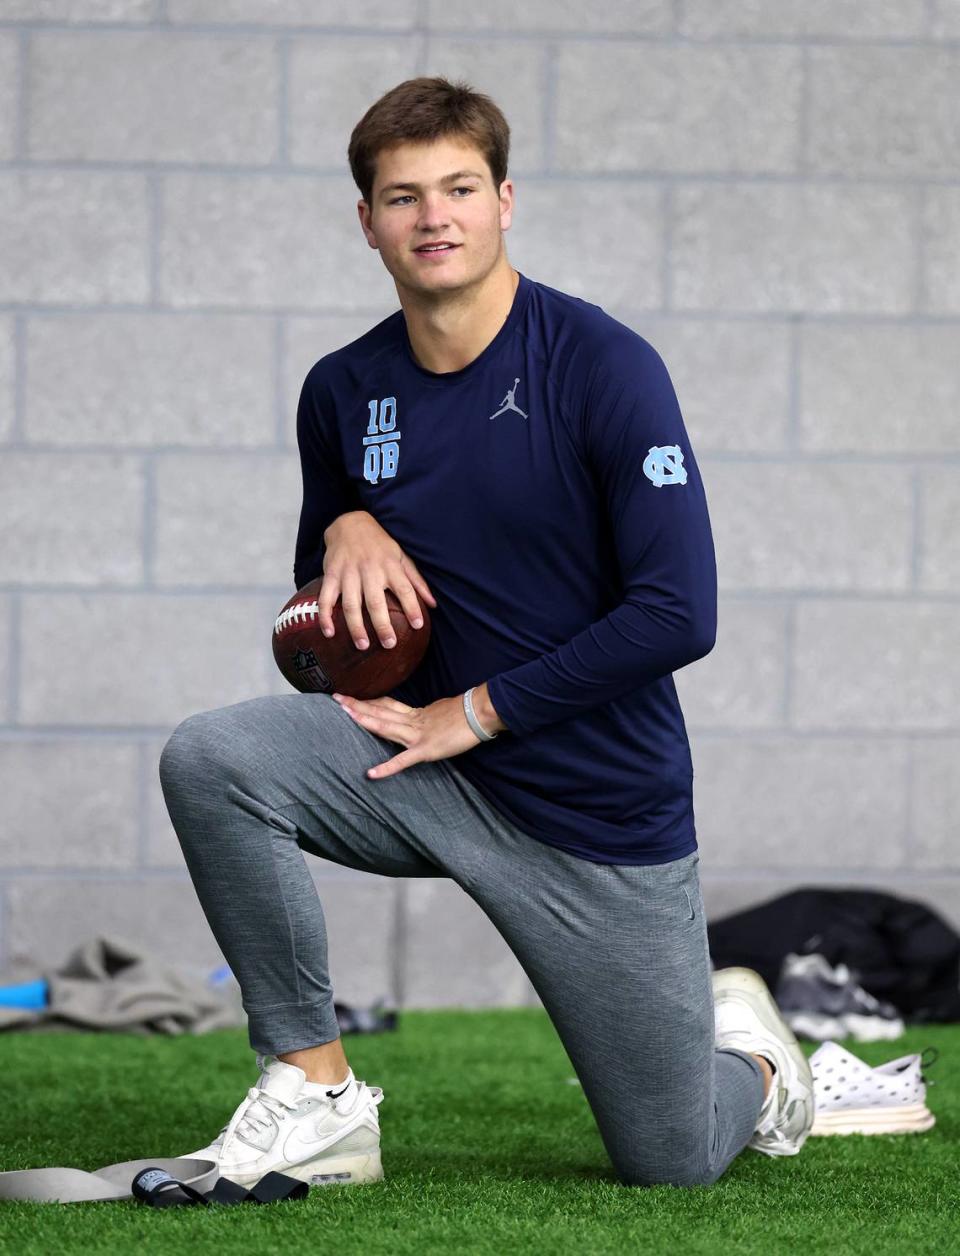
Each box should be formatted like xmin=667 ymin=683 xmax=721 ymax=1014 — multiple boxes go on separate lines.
xmin=204 ymin=1176 xmax=251 ymax=1205
xmin=132 ymin=1167 xmax=306 ymax=1207
xmin=246 ymin=1172 xmax=309 ymax=1204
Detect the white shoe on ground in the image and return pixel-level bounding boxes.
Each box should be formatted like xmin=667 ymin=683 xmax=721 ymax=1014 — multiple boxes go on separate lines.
xmin=183 ymin=1056 xmax=384 ymax=1188
xmin=712 ymin=966 xmax=815 ymax=1158
xmin=809 ymin=1040 xmax=937 ymax=1135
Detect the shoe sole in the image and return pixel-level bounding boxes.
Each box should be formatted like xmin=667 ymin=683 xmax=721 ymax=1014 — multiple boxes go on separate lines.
xmin=713 ymin=967 xmax=815 ymax=1155
xmin=811 ymin=1104 xmax=935 ymax=1136
xmin=785 ymin=1010 xmax=905 ymax=1043
xmin=225 ymin=1148 xmax=383 ymax=1190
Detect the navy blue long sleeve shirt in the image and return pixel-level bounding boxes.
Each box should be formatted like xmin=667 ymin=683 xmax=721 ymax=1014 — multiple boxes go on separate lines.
xmin=293 ymin=271 xmax=717 ymax=864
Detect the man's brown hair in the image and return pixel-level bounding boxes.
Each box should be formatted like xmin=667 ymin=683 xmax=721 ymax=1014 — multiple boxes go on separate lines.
xmin=348 ymin=76 xmax=510 ymax=206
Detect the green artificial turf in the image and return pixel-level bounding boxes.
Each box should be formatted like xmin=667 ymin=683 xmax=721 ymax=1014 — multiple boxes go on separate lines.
xmin=0 ymin=1010 xmax=955 ymax=1255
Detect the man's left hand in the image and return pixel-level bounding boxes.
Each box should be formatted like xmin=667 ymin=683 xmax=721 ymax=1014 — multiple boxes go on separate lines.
xmin=331 ymin=692 xmax=490 ymax=780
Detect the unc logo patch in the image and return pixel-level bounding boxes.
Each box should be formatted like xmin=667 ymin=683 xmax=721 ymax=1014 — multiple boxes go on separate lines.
xmin=642 ymin=445 xmax=688 ymax=488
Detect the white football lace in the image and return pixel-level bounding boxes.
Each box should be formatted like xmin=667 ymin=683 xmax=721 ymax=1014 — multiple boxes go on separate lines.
xmin=236 ymin=1086 xmax=298 ymax=1139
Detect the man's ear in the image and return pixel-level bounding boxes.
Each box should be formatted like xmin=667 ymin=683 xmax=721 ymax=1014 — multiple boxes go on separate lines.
xmin=498 ymin=179 xmax=514 ymax=232
xmin=357 ymin=201 xmax=379 ymax=250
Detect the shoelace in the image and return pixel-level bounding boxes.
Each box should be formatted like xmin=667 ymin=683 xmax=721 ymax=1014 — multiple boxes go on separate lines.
xmin=235 ymin=1087 xmax=297 ymax=1141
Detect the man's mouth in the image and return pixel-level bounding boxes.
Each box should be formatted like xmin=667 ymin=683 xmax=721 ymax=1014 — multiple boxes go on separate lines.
xmin=414 ymin=243 xmax=460 ymax=253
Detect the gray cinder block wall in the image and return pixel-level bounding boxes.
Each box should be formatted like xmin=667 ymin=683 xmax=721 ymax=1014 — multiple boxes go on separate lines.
xmin=1 ymin=0 xmax=958 ymax=1010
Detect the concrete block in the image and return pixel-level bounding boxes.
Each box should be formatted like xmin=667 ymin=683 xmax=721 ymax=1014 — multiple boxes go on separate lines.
xmin=425 ymin=0 xmax=671 ymax=34
xmin=0 ymin=314 xmax=13 ymax=443
xmin=423 ymin=40 xmax=546 ymax=174
xmin=29 ymin=32 xmax=279 ymax=164
xmin=932 ymin=0 xmax=960 ymax=37
xmin=556 ymin=44 xmax=801 ymax=176
xmin=677 ymin=600 xmax=788 ymax=730
xmin=0 ymin=452 xmax=143 ymax=586
xmin=680 ymin=0 xmax=927 ymax=38
xmin=0 ymin=172 xmax=149 ymax=306
xmin=0 ymin=1 xmax=153 ymax=18
xmin=4 ymin=876 xmax=228 ymax=975
xmin=708 ymin=462 xmax=911 ymax=593
xmin=919 ymin=468 xmax=960 ymax=594
xmin=153 ymin=453 xmax=301 ymax=586
xmin=404 ymin=878 xmax=534 ymax=1008
xmin=793 ymin=601 xmax=960 ymax=731
xmin=672 ymin=183 xmax=914 ymax=315
xmin=0 ymin=33 xmax=16 ymax=163
xmin=623 ymin=318 xmax=791 ymax=452
xmin=26 ymin=313 xmax=276 ymax=448
xmin=167 ymin=0 xmax=418 ymax=26
xmin=160 ymin=174 xmax=397 ymax=311
xmin=698 ymin=876 xmax=960 ymax=937
xmin=310 ymin=873 xmax=398 ymax=1007
xmin=508 ymin=180 xmax=662 ymax=312
xmin=284 ymin=314 xmax=393 ymax=445
xmin=691 ymin=737 xmax=907 ymax=871
xmin=807 ymin=48 xmax=960 ymax=179
xmin=0 ymin=596 xmax=11 ymax=724
xmin=923 ymin=189 xmax=960 ymax=314
xmin=289 ymin=36 xmax=420 ymax=169
xmin=19 ymin=593 xmax=285 ymax=727
xmin=0 ymin=739 xmax=138 ymax=869
xmin=800 ymin=324 xmax=960 ymax=455
xmin=911 ymin=739 xmax=960 ymax=869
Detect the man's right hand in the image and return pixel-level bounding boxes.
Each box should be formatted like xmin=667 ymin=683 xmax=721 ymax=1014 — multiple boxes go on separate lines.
xmin=319 ymin=511 xmax=437 ymax=651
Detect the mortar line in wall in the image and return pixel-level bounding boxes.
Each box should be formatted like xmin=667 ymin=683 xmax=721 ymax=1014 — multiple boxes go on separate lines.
xmin=15 ymin=28 xmax=28 ymax=160
xmin=4 ymin=302 xmax=960 ymax=325
xmin=11 ymin=312 xmax=25 ymax=441
xmin=11 ymin=444 xmax=960 ymax=466
xmin=910 ymin=468 xmax=924 ymax=590
xmin=147 ymin=172 xmax=162 ymax=306
xmin=914 ymin=184 xmax=928 ymax=312
xmin=4 ymin=158 xmax=960 ymax=190
xmin=390 ymin=879 xmax=408 ymax=1010
xmin=542 ymin=42 xmax=558 ymax=172
xmin=798 ymin=45 xmax=810 ymax=177
xmin=136 ymin=740 xmax=150 ymax=869
xmin=785 ymin=317 xmax=802 ymax=448
xmin=781 ymin=600 xmax=796 ymax=726
xmin=4 ymin=725 xmax=959 ymax=743
xmin=661 ymin=181 xmax=674 ymax=312
xmin=277 ymin=36 xmax=289 ymax=166
xmin=6 ymin=594 xmax=18 ymax=725
xmin=1 ymin=21 xmax=957 ymax=48
xmin=4 ymin=584 xmax=960 ymax=602
xmin=141 ymin=455 xmax=157 ymax=587
xmin=903 ymin=738 xmax=916 ymax=867
xmin=414 ymin=0 xmax=428 ymax=75
xmin=1 ymin=862 xmax=955 ymax=882
xmin=274 ymin=316 xmax=288 ymax=448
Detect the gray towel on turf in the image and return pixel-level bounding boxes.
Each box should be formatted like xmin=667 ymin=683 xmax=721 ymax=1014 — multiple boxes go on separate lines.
xmin=0 ymin=934 xmax=244 ymax=1035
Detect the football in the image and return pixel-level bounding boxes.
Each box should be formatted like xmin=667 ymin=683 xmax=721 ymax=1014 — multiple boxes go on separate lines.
xmin=272 ymin=578 xmax=431 ymax=699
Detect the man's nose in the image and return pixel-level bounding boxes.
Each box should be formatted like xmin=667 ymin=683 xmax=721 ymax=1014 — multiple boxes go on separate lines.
xmin=416 ymin=192 xmax=451 ymax=230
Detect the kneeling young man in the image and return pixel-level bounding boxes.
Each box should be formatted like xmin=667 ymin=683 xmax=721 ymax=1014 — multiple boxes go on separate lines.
xmin=161 ymin=76 xmax=813 ymax=1189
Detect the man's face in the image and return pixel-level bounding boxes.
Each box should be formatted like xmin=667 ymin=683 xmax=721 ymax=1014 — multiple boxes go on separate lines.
xmin=358 ymin=137 xmax=513 ymax=297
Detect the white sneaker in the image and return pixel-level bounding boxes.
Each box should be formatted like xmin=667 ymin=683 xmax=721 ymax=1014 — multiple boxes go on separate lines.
xmin=183 ymin=1056 xmax=384 ymax=1188
xmin=809 ymin=1040 xmax=937 ymax=1136
xmin=712 ymin=966 xmax=815 ymax=1157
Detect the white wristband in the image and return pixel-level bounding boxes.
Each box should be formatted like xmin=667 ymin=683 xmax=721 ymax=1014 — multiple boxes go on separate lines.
xmin=463 ymin=687 xmax=498 ymax=741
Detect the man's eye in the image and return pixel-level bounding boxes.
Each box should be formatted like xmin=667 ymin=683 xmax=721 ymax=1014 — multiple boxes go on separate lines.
xmin=452 ymin=187 xmax=473 ymax=196
xmin=389 ymin=195 xmax=414 ymax=205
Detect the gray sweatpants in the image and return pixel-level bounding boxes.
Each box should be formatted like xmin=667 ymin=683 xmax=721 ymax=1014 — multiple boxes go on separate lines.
xmin=158 ymin=692 xmax=764 ymax=1187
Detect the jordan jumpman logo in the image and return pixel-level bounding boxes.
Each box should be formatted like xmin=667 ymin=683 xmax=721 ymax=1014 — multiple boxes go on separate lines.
xmin=488 ymin=377 xmax=527 ymax=420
